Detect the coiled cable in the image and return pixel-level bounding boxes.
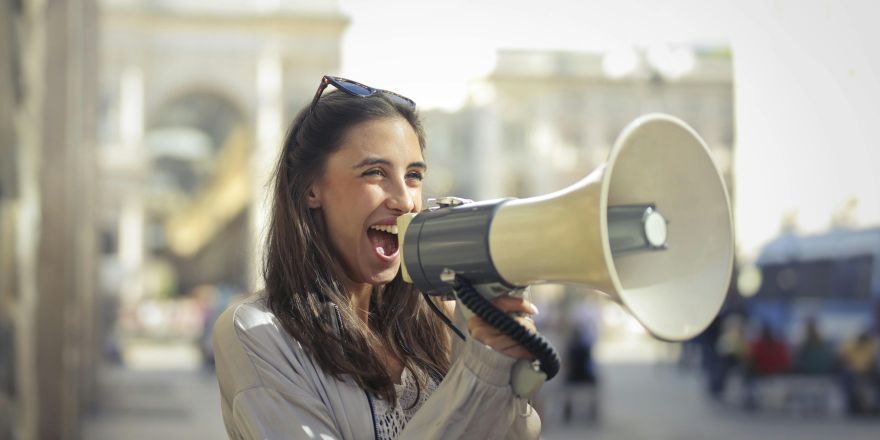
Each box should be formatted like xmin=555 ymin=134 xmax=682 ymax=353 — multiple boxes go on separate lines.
xmin=453 ymin=275 xmax=560 ymax=380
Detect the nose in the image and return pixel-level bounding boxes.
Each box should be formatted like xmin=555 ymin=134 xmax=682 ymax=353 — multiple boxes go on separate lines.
xmin=386 ymin=178 xmax=416 ymax=213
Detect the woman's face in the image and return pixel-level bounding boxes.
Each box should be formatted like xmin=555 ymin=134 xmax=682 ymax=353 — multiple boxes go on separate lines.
xmin=309 ymin=116 xmax=425 ymax=288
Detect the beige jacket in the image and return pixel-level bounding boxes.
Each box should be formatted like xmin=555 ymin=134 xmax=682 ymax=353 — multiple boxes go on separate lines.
xmin=213 ymin=291 xmax=541 ymax=439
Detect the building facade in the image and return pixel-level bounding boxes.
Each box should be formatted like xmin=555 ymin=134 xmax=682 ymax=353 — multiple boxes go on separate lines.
xmin=424 ymin=47 xmax=735 ymax=202
xmin=97 ymin=0 xmax=348 ymax=305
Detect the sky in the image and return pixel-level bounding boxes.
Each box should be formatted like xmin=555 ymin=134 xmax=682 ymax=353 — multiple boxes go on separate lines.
xmin=336 ymin=0 xmax=880 ymax=259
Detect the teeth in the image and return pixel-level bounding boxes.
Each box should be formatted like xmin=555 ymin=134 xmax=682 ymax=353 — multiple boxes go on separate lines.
xmin=369 ymin=224 xmax=399 ymax=235
xmin=376 ymin=247 xmax=386 ymax=256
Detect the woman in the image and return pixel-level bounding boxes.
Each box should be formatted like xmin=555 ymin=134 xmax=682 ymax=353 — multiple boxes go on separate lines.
xmin=213 ymin=76 xmax=542 ymax=439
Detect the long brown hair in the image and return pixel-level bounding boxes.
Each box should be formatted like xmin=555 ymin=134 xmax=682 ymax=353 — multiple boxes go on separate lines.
xmin=264 ymin=90 xmax=451 ymax=402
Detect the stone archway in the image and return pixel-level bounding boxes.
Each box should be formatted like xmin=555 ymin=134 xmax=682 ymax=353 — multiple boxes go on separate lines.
xmin=144 ymin=91 xmax=252 ymax=295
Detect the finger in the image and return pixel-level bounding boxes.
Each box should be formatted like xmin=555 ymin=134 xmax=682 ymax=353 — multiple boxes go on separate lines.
xmin=478 ymin=334 xmax=535 ymax=360
xmin=488 ymin=335 xmax=535 ymax=359
xmin=469 ymin=322 xmax=537 ymax=352
xmin=514 ymin=316 xmax=537 ymax=334
xmin=500 ymin=346 xmax=535 ymax=360
xmin=468 ymin=322 xmax=508 ymax=344
xmin=490 ymin=296 xmax=539 ymax=316
xmin=468 ymin=324 xmax=490 ymax=342
xmin=467 ymin=315 xmax=485 ymax=334
xmin=483 ymin=330 xmax=525 ymax=347
xmin=469 ymin=323 xmax=539 ymax=360
xmin=468 ymin=315 xmax=536 ymax=337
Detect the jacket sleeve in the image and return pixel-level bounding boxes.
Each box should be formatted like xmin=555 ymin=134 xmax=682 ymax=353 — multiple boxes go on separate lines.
xmin=397 ymin=300 xmax=542 ymax=440
xmin=213 ymin=302 xmax=357 ymax=440
xmin=227 ymin=385 xmax=342 ymax=440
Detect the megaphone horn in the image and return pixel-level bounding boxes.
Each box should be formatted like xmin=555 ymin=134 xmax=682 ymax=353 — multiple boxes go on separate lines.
xmin=397 ymin=113 xmax=734 ymax=342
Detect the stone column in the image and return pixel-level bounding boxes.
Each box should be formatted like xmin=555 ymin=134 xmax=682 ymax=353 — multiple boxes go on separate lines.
xmin=0 ymin=2 xmax=21 ymax=439
xmin=11 ymin=0 xmax=98 ymax=438
xmin=117 ymin=64 xmax=145 ymax=305
xmin=250 ymin=41 xmax=283 ymax=292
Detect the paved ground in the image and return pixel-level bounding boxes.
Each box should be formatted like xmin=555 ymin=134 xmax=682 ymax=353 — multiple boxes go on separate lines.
xmin=541 ymin=363 xmax=880 ymax=440
xmin=83 ymin=340 xmax=880 ymax=439
xmin=82 ymin=366 xmax=228 ymax=440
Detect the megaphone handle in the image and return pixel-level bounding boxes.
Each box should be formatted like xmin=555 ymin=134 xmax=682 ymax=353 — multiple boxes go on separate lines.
xmin=501 ymin=289 xmax=548 ymax=397
xmin=452 ymin=275 xmax=560 ymax=398
xmin=511 ymin=359 xmax=547 ymax=399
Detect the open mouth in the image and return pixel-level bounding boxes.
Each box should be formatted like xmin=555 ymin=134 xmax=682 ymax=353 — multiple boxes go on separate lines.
xmin=367 ymin=224 xmax=399 ymax=258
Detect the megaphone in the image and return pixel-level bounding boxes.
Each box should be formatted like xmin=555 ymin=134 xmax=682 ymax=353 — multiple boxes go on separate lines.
xmin=397 ymin=113 xmax=734 ymax=343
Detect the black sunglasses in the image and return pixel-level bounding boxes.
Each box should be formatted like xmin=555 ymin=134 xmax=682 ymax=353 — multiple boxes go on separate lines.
xmin=308 ymin=75 xmax=416 ymax=114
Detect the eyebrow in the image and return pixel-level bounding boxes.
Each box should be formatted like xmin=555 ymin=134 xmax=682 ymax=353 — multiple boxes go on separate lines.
xmin=352 ymin=157 xmax=427 ymax=171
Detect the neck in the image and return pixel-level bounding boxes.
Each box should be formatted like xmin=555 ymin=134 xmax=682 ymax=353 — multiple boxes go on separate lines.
xmin=344 ymin=278 xmax=373 ymax=324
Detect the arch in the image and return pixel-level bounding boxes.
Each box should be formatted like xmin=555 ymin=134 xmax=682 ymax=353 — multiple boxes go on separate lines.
xmin=148 ymin=89 xmax=246 ymax=153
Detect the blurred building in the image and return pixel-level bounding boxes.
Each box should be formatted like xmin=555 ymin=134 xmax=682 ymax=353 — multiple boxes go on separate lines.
xmin=748 ymin=226 xmax=880 ymax=342
xmin=97 ymin=0 xmax=348 ymax=306
xmin=424 ymin=47 xmax=735 ymax=201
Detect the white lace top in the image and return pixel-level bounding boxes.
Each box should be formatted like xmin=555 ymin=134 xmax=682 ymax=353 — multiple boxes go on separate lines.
xmin=372 ymin=367 xmax=439 ymax=440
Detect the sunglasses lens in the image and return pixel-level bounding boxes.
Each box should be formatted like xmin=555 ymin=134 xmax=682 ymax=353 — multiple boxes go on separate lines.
xmin=382 ymin=92 xmax=416 ymax=109
xmin=319 ymin=77 xmax=416 ymax=109
xmin=337 ymin=79 xmax=373 ymax=96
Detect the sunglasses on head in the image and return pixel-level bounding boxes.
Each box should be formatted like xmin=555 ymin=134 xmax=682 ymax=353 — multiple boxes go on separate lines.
xmin=308 ymin=75 xmax=416 ymax=114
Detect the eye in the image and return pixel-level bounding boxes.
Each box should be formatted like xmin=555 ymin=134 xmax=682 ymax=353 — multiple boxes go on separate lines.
xmin=406 ymin=170 xmax=424 ymax=181
xmin=362 ymin=168 xmax=386 ymax=178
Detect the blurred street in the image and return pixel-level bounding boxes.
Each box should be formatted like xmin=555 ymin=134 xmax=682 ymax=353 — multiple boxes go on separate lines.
xmin=544 ymin=363 xmax=880 ymax=440
xmin=82 ymin=340 xmax=227 ymax=440
xmin=82 ymin=367 xmax=227 ymax=440
xmin=81 ymin=339 xmax=880 ymax=440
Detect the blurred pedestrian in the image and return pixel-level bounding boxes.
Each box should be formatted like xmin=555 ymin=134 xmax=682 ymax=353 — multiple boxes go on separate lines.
xmin=562 ymin=299 xmax=599 ymax=422
xmin=744 ymin=323 xmax=790 ymax=409
xmin=710 ymin=313 xmax=748 ymax=398
xmin=838 ymin=328 xmax=878 ymax=414
xmin=793 ymin=317 xmax=836 ymax=375
xmin=748 ymin=323 xmax=791 ymax=375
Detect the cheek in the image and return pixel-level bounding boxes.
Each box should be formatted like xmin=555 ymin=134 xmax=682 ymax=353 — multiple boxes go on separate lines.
xmin=411 ymin=188 xmax=423 ymax=212
xmin=326 ymin=206 xmax=362 ymax=241
xmin=324 ymin=189 xmax=378 ymax=237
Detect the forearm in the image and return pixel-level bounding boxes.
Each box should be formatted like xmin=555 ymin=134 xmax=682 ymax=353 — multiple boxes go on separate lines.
xmin=398 ymin=335 xmax=540 ymax=439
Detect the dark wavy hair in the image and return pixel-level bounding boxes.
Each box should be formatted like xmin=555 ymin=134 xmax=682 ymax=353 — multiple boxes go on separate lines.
xmin=263 ymin=90 xmax=451 ymax=403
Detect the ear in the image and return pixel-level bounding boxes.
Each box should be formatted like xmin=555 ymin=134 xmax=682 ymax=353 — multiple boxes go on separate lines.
xmin=306 ymin=186 xmax=322 ymax=209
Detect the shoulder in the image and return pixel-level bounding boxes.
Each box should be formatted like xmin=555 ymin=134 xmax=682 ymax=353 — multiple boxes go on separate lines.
xmin=213 ymin=290 xmax=322 ymax=363
xmin=213 ymin=290 xmax=280 ymax=350
xmin=212 ymin=293 xmax=372 ymax=439
xmin=212 ymin=291 xmax=315 ymax=396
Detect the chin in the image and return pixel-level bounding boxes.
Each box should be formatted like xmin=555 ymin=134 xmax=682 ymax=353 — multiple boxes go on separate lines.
xmin=367 ymin=265 xmax=401 ymax=286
